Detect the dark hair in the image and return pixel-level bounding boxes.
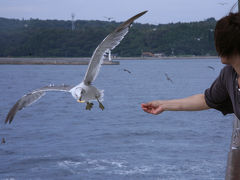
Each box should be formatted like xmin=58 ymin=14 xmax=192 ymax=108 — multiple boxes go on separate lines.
xmin=214 ymin=12 xmax=240 ymax=57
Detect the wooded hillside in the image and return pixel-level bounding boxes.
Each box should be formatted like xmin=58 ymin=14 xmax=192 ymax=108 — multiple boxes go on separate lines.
xmin=0 ymin=17 xmax=217 ymax=57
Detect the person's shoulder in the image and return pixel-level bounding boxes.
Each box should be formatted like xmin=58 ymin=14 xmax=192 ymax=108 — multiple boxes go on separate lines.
xmin=220 ymin=65 xmax=235 ymax=81
xmin=222 ymin=65 xmax=234 ymax=73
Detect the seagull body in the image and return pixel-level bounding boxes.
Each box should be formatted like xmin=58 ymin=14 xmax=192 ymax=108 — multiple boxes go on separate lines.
xmin=218 ymin=2 xmax=227 ymax=5
xmin=70 ymin=82 xmax=103 ymax=102
xmin=164 ymin=73 xmax=173 ymax=84
xmin=123 ymin=68 xmax=131 ymax=74
xmin=4 ymin=11 xmax=147 ymax=124
xmin=104 ymin=16 xmax=114 ymax=21
xmin=1 ymin=138 xmax=6 ymax=144
xmin=207 ymin=66 xmax=215 ymax=70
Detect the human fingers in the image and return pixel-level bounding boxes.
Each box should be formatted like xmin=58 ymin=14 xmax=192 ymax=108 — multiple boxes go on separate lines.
xmin=142 ymin=108 xmax=151 ymax=113
xmin=141 ymin=104 xmax=149 ymax=110
xmin=151 ymin=106 xmax=164 ymax=115
xmin=141 ymin=105 xmax=153 ymax=113
xmin=141 ymin=103 xmax=155 ymax=108
xmin=141 ymin=103 xmax=148 ymax=108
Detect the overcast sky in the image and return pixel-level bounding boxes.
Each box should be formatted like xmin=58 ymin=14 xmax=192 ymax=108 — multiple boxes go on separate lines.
xmin=0 ymin=0 xmax=238 ymax=24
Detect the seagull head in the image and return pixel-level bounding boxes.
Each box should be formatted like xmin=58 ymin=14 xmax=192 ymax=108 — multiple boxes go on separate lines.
xmin=77 ymin=88 xmax=86 ymax=103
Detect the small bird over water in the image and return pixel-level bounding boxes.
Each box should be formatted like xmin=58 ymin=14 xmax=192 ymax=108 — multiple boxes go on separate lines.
xmin=164 ymin=73 xmax=173 ymax=84
xmin=1 ymin=138 xmax=6 ymax=144
xmin=123 ymin=68 xmax=131 ymax=74
xmin=4 ymin=11 xmax=147 ymax=124
xmin=207 ymin=66 xmax=215 ymax=70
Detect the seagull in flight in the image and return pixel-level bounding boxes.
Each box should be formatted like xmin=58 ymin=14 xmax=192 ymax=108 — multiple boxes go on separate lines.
xmin=104 ymin=16 xmax=114 ymax=21
xmin=207 ymin=66 xmax=215 ymax=70
xmin=1 ymin=138 xmax=6 ymax=144
xmin=4 ymin=11 xmax=147 ymax=124
xmin=164 ymin=73 xmax=173 ymax=84
xmin=123 ymin=68 xmax=131 ymax=74
xmin=218 ymin=2 xmax=227 ymax=5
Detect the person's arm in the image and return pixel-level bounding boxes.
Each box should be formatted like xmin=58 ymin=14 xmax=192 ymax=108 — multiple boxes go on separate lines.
xmin=141 ymin=94 xmax=210 ymax=115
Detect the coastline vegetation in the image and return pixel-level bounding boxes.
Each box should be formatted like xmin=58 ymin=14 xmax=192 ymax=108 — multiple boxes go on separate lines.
xmin=0 ymin=17 xmax=217 ymax=57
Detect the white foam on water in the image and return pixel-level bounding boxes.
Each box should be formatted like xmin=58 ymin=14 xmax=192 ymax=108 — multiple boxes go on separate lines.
xmin=57 ymin=159 xmax=126 ymax=171
xmin=112 ymin=165 xmax=152 ymax=175
xmin=57 ymin=158 xmax=224 ymax=179
xmin=57 ymin=158 xmax=155 ymax=176
xmin=57 ymin=161 xmax=78 ymax=174
xmin=150 ymin=160 xmax=224 ymax=179
xmin=91 ymin=164 xmax=106 ymax=171
xmin=101 ymin=159 xmax=126 ymax=168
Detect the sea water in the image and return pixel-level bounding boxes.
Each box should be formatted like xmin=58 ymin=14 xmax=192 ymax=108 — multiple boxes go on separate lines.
xmin=0 ymin=59 xmax=234 ymax=180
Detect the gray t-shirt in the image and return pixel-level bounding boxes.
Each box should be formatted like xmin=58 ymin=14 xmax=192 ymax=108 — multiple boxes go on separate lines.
xmin=204 ymin=65 xmax=240 ymax=118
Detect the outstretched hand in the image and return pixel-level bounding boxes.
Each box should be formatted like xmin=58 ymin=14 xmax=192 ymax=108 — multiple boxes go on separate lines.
xmin=141 ymin=101 xmax=165 ymax=115
xmin=141 ymin=94 xmax=209 ymax=115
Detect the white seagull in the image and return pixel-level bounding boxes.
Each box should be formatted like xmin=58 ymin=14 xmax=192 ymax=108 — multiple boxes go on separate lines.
xmin=4 ymin=11 xmax=147 ymax=124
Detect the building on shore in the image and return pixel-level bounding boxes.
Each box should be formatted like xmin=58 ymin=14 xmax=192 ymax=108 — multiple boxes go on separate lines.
xmin=141 ymin=52 xmax=164 ymax=58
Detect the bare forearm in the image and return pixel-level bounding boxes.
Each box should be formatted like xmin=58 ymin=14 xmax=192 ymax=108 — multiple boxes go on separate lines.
xmin=162 ymin=94 xmax=210 ymax=111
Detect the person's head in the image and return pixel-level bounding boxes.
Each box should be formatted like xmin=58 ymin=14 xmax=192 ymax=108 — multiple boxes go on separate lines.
xmin=214 ymin=12 xmax=240 ymax=64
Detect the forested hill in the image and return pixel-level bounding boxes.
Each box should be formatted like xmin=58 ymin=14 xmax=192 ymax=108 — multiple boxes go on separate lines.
xmin=0 ymin=17 xmax=217 ymax=57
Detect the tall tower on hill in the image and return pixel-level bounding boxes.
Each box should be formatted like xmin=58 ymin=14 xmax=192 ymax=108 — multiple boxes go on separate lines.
xmin=71 ymin=13 xmax=75 ymax=31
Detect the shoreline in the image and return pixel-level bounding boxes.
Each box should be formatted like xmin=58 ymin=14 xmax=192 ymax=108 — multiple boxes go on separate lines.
xmin=0 ymin=56 xmax=219 ymax=65
xmin=115 ymin=56 xmax=219 ymax=60
xmin=0 ymin=57 xmax=119 ymax=65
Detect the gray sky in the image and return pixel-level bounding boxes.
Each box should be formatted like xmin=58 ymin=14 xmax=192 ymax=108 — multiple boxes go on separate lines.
xmin=0 ymin=0 xmax=238 ymax=24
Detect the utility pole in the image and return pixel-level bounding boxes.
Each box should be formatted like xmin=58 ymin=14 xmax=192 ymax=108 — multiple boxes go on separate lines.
xmin=239 ymin=0 xmax=240 ymax=12
xmin=71 ymin=13 xmax=75 ymax=31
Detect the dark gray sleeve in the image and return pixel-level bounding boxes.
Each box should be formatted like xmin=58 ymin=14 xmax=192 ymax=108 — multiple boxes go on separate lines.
xmin=204 ymin=68 xmax=234 ymax=115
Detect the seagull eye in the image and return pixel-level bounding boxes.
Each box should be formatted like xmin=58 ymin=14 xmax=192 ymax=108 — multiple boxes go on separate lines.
xmin=81 ymin=89 xmax=86 ymax=94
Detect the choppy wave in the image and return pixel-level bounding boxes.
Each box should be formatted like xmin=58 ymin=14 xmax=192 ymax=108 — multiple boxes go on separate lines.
xmin=0 ymin=61 xmax=230 ymax=179
xmin=57 ymin=158 xmax=152 ymax=175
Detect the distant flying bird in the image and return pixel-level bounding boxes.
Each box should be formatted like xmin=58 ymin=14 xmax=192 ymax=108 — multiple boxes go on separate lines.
xmin=207 ymin=66 xmax=215 ymax=70
xmin=123 ymin=68 xmax=131 ymax=74
xmin=104 ymin=16 xmax=114 ymax=21
xmin=4 ymin=11 xmax=147 ymax=124
xmin=218 ymin=2 xmax=227 ymax=5
xmin=164 ymin=73 xmax=173 ymax=84
xmin=1 ymin=138 xmax=6 ymax=144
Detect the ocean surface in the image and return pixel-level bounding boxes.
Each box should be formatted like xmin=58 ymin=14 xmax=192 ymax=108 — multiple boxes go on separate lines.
xmin=0 ymin=59 xmax=234 ymax=180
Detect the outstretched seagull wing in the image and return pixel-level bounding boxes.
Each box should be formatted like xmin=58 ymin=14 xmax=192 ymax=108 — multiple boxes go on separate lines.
xmin=5 ymin=85 xmax=72 ymax=124
xmin=83 ymin=11 xmax=147 ymax=85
